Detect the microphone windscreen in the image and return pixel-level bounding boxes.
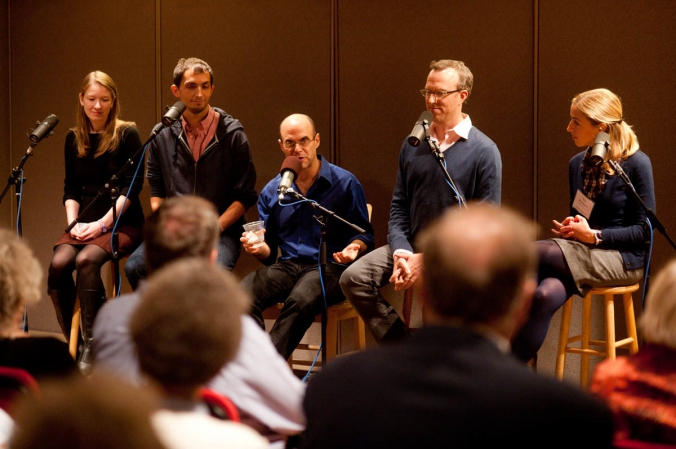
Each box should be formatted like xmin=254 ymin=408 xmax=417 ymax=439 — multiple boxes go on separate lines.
xmin=419 ymin=111 xmax=433 ymax=123
xmin=43 ymin=114 xmax=60 ymax=127
xmin=280 ymin=156 xmax=302 ymax=176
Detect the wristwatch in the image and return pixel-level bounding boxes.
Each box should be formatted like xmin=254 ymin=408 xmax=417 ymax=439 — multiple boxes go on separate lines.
xmin=98 ymin=220 xmax=108 ymax=233
xmin=593 ymin=230 xmax=602 ymax=245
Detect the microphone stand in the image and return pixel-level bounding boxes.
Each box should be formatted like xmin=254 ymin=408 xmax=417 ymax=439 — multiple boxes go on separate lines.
xmin=0 ymin=143 xmax=43 ymax=331
xmin=282 ymin=188 xmax=366 ymax=364
xmin=422 ymin=123 xmax=467 ymax=208
xmin=64 ymin=124 xmax=169 ymax=296
xmin=607 ymin=158 xmax=676 ymax=298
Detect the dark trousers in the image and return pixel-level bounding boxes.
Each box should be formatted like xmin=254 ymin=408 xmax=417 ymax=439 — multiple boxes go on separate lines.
xmin=242 ymin=260 xmax=346 ymax=360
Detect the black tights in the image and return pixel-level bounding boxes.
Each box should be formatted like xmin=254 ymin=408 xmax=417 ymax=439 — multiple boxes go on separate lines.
xmin=48 ymin=244 xmax=110 ymax=292
xmin=511 ymin=240 xmax=579 ymax=362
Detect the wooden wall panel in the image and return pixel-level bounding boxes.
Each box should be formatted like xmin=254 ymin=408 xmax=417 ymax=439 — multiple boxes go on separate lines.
xmin=336 ymin=0 xmax=535 ymax=249
xmin=537 ymin=0 xmax=676 ymax=281
xmin=0 ymin=0 xmax=9 ymax=225
xmin=8 ymin=0 xmax=156 ymax=331
xmin=149 ymin=0 xmax=334 ymax=281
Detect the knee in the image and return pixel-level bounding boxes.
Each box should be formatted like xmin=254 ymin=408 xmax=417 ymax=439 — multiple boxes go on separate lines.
xmin=339 ymin=263 xmax=359 ymax=292
xmin=48 ymin=261 xmax=66 ymax=282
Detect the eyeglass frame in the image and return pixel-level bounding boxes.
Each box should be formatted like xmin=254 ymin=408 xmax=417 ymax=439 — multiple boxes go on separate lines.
xmin=280 ymin=133 xmax=318 ymax=150
xmin=419 ymin=88 xmax=463 ymax=100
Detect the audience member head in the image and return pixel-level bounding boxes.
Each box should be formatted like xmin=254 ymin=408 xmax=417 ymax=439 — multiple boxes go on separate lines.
xmin=570 ymin=88 xmax=639 ymax=161
xmin=144 ymin=196 xmax=220 ymax=275
xmin=639 ymin=259 xmax=676 ymax=348
xmin=130 ymin=259 xmax=248 ymax=400
xmin=0 ymin=230 xmax=41 ymax=333
xmin=9 ymin=374 xmax=164 ymax=449
xmin=417 ymin=203 xmax=537 ymax=337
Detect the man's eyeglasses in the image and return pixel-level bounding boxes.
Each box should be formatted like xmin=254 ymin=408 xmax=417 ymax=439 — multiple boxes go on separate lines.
xmin=281 ymin=134 xmax=317 ymax=150
xmin=420 ymin=89 xmax=462 ymax=100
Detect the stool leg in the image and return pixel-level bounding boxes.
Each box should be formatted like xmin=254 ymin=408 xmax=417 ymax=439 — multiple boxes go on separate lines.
xmin=325 ymin=309 xmax=338 ymax=363
xmin=604 ymin=293 xmax=616 ymax=360
xmin=555 ymin=297 xmax=574 ymax=380
xmin=580 ymin=293 xmax=592 ymax=388
xmin=623 ymin=292 xmax=639 ymax=354
xmin=68 ymin=297 xmax=80 ymax=359
xmin=354 ymin=316 xmax=366 ymax=350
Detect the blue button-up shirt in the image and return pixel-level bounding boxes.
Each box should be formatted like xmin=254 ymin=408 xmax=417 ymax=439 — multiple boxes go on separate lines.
xmin=258 ymin=154 xmax=374 ymax=265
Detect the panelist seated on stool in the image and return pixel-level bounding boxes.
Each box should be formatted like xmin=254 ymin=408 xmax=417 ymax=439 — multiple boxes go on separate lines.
xmin=240 ymin=113 xmax=374 ymax=361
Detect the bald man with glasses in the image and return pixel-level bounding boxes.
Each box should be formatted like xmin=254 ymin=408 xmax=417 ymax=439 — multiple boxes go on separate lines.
xmin=240 ymin=113 xmax=374 ymax=361
xmin=340 ymin=59 xmax=502 ymax=344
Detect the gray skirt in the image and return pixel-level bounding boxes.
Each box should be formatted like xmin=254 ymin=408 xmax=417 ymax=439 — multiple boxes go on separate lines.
xmin=553 ymin=238 xmax=643 ymax=296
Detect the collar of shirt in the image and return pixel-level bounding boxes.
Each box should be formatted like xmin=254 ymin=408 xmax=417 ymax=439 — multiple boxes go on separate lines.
xmin=305 ymin=154 xmax=333 ymax=195
xmin=430 ymin=114 xmax=473 ymax=152
xmin=181 ymin=106 xmax=219 ymax=161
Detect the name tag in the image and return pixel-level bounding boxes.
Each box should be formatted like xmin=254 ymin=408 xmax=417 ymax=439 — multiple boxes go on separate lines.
xmin=572 ymin=190 xmax=595 ymax=219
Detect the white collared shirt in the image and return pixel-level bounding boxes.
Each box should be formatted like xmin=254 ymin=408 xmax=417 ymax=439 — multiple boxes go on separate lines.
xmin=429 ymin=114 xmax=473 ymax=152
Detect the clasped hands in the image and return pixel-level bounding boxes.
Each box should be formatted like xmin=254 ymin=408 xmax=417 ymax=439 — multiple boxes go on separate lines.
xmin=390 ymin=252 xmax=423 ymax=291
xmin=552 ymin=214 xmax=596 ymax=244
xmin=69 ymin=222 xmax=105 ymax=241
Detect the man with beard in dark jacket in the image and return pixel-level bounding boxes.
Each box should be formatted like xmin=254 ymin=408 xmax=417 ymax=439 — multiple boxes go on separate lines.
xmin=124 ymin=57 xmax=258 ymax=289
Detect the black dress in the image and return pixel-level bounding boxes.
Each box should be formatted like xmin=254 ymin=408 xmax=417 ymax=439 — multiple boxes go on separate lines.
xmin=54 ymin=126 xmax=145 ymax=254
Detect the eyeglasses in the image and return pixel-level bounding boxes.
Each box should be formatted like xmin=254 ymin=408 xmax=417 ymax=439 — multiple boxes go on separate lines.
xmin=281 ymin=134 xmax=317 ymax=150
xmin=420 ymin=89 xmax=462 ymax=100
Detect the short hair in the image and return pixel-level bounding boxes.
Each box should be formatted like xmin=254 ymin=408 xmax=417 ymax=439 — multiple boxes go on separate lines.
xmin=571 ymin=88 xmax=639 ymax=162
xmin=9 ymin=374 xmax=164 ymax=449
xmin=417 ymin=202 xmax=537 ymax=324
xmin=172 ymin=57 xmax=214 ymax=87
xmin=639 ymin=259 xmax=676 ymax=348
xmin=0 ymin=230 xmax=42 ymax=330
xmin=430 ymin=59 xmax=474 ymax=99
xmin=144 ymin=196 xmax=220 ymax=274
xmin=131 ymin=259 xmax=248 ymax=398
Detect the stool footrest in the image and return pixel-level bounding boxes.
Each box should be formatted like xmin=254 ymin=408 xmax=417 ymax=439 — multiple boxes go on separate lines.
xmin=565 ymin=347 xmax=606 ymax=357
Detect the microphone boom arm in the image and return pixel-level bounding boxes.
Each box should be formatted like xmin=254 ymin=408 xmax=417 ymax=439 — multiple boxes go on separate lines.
xmin=423 ymin=122 xmax=467 ymax=208
xmin=608 ymin=159 xmax=676 ymax=252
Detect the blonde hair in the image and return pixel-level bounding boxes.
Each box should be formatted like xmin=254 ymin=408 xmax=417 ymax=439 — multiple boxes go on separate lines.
xmin=639 ymin=259 xmax=676 ymax=348
xmin=572 ymin=88 xmax=639 ymax=171
xmin=74 ymin=71 xmax=135 ymax=158
xmin=0 ymin=230 xmax=42 ymax=331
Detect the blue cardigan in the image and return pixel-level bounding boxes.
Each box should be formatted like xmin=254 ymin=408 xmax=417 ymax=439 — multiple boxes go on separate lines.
xmin=568 ymin=149 xmax=655 ymax=270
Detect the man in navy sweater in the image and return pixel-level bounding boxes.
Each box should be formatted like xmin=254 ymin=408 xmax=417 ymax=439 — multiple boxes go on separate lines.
xmin=340 ymin=59 xmax=502 ymax=343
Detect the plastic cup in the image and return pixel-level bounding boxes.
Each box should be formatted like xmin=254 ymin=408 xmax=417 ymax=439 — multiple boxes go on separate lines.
xmin=243 ymin=221 xmax=265 ymax=248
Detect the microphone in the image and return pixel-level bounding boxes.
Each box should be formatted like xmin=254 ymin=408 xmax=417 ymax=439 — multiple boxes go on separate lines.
xmin=29 ymin=114 xmax=59 ymax=144
xmin=589 ymin=132 xmax=609 ymax=167
xmin=407 ymin=111 xmax=433 ymax=147
xmin=278 ymin=156 xmax=302 ymax=200
xmin=150 ymin=122 xmax=165 ymax=137
xmin=161 ymin=101 xmax=186 ymax=126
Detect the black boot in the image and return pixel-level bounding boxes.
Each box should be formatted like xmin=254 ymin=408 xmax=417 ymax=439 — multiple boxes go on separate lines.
xmin=77 ymin=289 xmax=107 ymax=375
xmin=47 ymin=288 xmax=76 ymax=342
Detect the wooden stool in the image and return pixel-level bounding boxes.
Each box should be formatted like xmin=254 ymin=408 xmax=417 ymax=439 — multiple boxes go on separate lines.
xmin=555 ymin=283 xmax=640 ymax=388
xmin=402 ymin=284 xmax=416 ymax=327
xmin=263 ymin=299 xmax=366 ymax=370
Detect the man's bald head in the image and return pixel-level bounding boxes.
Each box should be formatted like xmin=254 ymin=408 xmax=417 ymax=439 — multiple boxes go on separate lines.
xmin=418 ymin=203 xmax=538 ymax=328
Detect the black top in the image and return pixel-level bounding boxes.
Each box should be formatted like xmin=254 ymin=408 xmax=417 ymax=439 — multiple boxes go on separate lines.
xmin=63 ymin=126 xmax=145 ymax=227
